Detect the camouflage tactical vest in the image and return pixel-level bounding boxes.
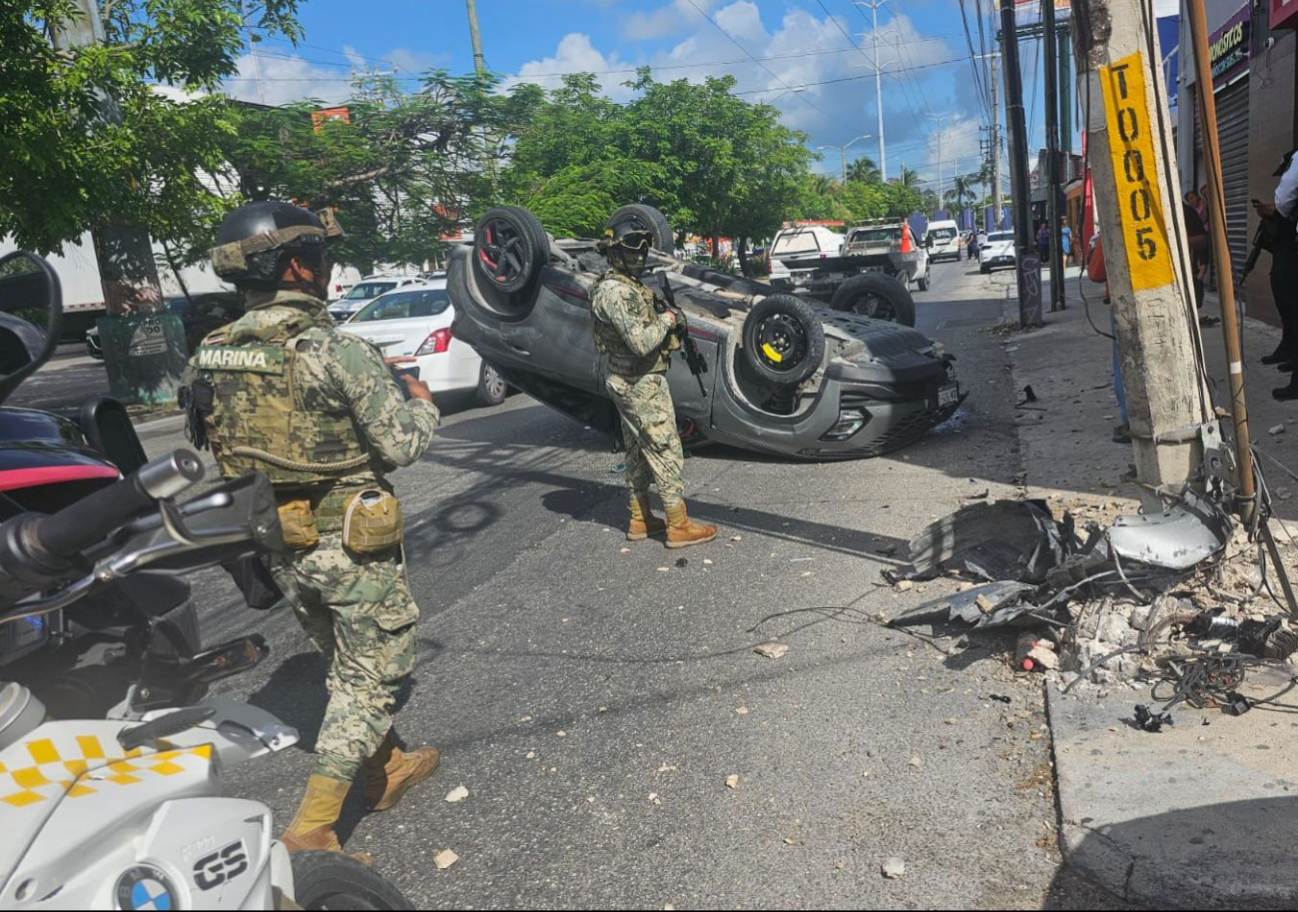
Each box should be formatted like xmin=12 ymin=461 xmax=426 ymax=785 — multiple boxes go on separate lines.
xmin=194 ymin=300 xmax=370 ymax=486
xmin=592 ymin=270 xmax=672 ymax=374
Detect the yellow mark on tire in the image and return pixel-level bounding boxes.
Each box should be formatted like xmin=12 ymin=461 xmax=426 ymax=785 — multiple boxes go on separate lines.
xmin=761 ymin=343 xmax=783 ymax=363
xmin=1099 ymin=52 xmax=1174 ymax=292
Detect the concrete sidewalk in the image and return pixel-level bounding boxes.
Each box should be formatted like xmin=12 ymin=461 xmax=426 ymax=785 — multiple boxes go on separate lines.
xmin=1004 ymin=277 xmax=1298 ymax=908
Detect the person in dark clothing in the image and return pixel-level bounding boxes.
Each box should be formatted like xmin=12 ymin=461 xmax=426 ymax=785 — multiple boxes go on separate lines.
xmin=1182 ymin=201 xmax=1210 ymax=317
xmin=1261 ymin=148 xmax=1298 ymax=399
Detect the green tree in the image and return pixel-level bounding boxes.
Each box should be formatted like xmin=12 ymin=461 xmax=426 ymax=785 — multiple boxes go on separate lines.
xmin=0 ymin=1 xmax=304 ymax=256
xmin=846 ymin=156 xmax=881 ymax=184
xmin=219 ymin=70 xmax=510 ymax=272
xmin=944 ymin=174 xmax=977 ymax=210
xmin=890 ymin=164 xmax=920 ymax=187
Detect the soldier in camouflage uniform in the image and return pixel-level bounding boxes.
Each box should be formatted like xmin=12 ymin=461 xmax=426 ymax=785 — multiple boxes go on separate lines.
xmin=592 ymin=226 xmax=718 ymax=548
xmin=185 ymin=202 xmax=440 ymax=859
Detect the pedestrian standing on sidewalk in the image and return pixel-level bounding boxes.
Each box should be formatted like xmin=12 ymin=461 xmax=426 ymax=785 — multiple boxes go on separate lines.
xmin=1060 ymin=219 xmax=1073 ymax=267
xmin=1035 ymin=223 xmax=1050 ymax=263
xmin=1258 ymin=149 xmax=1298 ymax=400
xmin=592 ymin=225 xmax=718 ymax=548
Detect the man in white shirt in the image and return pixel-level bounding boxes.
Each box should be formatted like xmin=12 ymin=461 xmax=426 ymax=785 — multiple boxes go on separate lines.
xmin=1259 ymin=150 xmax=1298 ymax=399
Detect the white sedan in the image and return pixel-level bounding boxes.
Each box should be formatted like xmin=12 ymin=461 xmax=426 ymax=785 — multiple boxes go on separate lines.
xmin=340 ymin=280 xmax=507 ymax=407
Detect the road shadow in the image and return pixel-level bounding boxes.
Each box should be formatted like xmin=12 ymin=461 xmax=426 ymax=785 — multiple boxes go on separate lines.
xmin=1045 ymin=796 xmax=1298 ymax=910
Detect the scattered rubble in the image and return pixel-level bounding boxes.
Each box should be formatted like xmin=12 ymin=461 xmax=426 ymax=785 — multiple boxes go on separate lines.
xmin=445 ymin=786 xmax=469 ymax=804
xmin=754 ymin=643 xmax=789 ymax=659
xmin=882 ymin=858 xmax=906 ymax=880
xmin=434 ymin=849 xmax=459 ymax=870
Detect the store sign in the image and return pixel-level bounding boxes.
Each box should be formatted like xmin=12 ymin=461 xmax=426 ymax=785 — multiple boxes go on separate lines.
xmin=1210 ymin=6 xmax=1251 ymax=92
xmin=1273 ymin=0 xmax=1298 ymax=30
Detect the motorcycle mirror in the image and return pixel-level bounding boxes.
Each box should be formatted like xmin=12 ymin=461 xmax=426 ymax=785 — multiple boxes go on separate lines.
xmin=0 ymin=252 xmax=62 ymax=406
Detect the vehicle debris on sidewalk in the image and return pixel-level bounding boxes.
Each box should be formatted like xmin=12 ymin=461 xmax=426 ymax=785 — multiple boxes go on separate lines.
xmin=885 ymin=442 xmax=1298 ymax=731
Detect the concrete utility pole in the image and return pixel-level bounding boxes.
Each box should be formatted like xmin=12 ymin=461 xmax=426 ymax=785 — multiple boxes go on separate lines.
xmin=1074 ymin=0 xmax=1213 ymax=507
xmin=818 ymin=134 xmax=872 ymax=183
xmin=465 ymin=0 xmax=487 ymax=74
xmin=54 ymin=1 xmax=164 ymax=320
xmin=1001 ymin=1 xmax=1043 ymax=328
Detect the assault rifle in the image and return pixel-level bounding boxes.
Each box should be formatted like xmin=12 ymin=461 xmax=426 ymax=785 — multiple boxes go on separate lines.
xmin=657 ymin=276 xmax=708 ymax=396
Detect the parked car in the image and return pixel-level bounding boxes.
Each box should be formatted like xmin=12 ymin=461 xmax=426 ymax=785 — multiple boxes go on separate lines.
xmin=768 ymin=225 xmax=844 ymax=272
xmin=840 ymin=222 xmax=931 ymax=291
xmin=448 ymin=204 xmax=964 ymax=461
xmin=339 ymin=279 xmax=507 ymax=407
xmin=980 ymin=231 xmax=1017 ymax=274
xmin=327 ymin=275 xmax=422 ymax=323
xmin=925 ymin=219 xmax=963 ymax=262
xmin=86 ymin=291 xmax=243 ymax=359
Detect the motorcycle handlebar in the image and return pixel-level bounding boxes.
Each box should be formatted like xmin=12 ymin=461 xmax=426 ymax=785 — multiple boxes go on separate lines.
xmin=32 ymin=450 xmax=206 ymax=561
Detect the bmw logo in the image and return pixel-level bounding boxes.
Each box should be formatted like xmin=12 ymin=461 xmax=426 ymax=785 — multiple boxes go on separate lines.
xmin=114 ymin=866 xmax=178 ymax=911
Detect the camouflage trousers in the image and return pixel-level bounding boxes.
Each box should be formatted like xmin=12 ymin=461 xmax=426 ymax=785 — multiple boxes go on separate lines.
xmin=270 ymin=533 xmax=420 ymax=782
xmin=606 ymin=371 xmax=685 ymax=506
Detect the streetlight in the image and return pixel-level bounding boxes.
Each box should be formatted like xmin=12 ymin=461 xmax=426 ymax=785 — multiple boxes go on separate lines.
xmin=818 ymin=133 xmax=873 ymax=183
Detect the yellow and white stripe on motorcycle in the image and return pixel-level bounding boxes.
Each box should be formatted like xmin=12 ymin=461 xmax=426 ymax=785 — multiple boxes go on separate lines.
xmin=0 ymin=734 xmax=213 ymax=810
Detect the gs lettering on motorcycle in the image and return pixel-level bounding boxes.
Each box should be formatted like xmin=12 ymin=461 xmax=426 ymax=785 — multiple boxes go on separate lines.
xmin=192 ymin=840 xmax=249 ymax=891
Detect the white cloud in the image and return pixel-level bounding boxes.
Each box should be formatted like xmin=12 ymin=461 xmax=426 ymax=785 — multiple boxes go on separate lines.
xmin=512 ymin=2 xmax=965 ymax=184
xmin=223 ymin=45 xmax=450 ymax=107
xmin=225 ymin=51 xmax=354 ymax=106
xmin=504 ymin=33 xmax=635 ymax=100
xmin=623 ymin=0 xmax=719 ymax=41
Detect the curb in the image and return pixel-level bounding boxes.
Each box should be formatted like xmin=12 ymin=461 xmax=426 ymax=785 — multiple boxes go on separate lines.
xmin=1046 ymin=684 xmax=1298 ymax=910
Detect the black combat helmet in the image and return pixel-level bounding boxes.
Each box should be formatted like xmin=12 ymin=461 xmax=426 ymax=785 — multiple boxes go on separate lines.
xmin=210 ymin=201 xmax=344 ymax=288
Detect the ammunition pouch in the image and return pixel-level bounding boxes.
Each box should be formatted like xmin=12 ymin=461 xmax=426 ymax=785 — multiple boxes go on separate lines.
xmin=276 ymin=497 xmax=320 ymax=551
xmin=343 ymin=488 xmax=403 ymax=554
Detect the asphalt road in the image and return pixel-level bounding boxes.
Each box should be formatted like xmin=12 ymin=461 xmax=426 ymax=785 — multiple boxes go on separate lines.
xmin=9 ymin=342 xmax=110 ymax=414
xmin=136 ymin=260 xmax=1119 ymax=909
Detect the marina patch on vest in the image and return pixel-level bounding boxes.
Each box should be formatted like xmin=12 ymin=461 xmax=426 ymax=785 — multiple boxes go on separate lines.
xmin=196 ymin=346 xmax=286 ymax=374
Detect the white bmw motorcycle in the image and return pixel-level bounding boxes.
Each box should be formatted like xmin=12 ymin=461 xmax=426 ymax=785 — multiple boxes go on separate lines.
xmin=0 ymin=253 xmax=410 ymax=911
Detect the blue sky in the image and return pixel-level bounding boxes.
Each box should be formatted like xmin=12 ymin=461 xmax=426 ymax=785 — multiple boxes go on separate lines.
xmin=226 ymin=0 xmax=1114 ymax=192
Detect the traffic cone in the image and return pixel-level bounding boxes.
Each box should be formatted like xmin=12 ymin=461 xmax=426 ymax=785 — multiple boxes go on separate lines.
xmin=900 ymin=222 xmax=914 ymax=254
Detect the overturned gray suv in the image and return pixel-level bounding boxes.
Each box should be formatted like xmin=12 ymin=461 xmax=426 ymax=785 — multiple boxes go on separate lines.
xmin=448 ymin=204 xmax=965 ymax=460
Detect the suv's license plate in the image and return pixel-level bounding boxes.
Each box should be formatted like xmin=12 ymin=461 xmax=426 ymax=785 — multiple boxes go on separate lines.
xmin=938 ymin=385 xmax=960 ymax=407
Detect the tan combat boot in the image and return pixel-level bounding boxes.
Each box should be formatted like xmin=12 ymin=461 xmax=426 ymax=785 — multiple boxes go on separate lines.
xmin=627 ymin=495 xmax=668 ymax=542
xmin=364 ymin=738 xmax=441 ymax=812
xmin=281 ymin=775 xmax=373 ymax=865
xmin=665 ymin=502 xmax=718 ymax=549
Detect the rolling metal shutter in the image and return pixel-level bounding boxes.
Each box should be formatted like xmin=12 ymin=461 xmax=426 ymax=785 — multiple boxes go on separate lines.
xmin=1196 ymin=81 xmax=1251 ymax=285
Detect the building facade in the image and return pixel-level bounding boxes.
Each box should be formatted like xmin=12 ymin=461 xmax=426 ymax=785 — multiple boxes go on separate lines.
xmin=1178 ymin=0 xmax=1298 ymax=326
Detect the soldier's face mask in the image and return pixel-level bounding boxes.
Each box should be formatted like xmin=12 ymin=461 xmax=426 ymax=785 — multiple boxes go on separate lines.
xmin=611 ymin=231 xmax=652 ymax=275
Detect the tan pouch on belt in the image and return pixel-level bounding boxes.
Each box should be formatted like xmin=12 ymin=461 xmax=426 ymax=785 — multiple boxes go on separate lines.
xmin=277 ymin=498 xmax=320 ymax=551
xmin=343 ymin=489 xmax=403 ymax=554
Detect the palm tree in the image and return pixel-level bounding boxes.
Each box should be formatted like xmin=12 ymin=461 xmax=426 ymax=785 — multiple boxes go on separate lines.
xmin=812 ymin=174 xmax=839 ymax=198
xmin=846 ymin=156 xmax=880 ymax=184
xmin=890 ymin=164 xmax=919 ymax=186
xmin=944 ymin=174 xmax=977 ymax=209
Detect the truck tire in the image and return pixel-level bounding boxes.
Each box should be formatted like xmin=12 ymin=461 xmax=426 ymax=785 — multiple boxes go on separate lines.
xmin=917 ymin=268 xmax=931 ymax=292
xmin=742 ymin=294 xmax=825 ymax=387
xmin=473 ymin=206 xmax=549 ymax=295
xmin=829 ymin=273 xmax=916 ymax=326
xmin=608 ymin=204 xmax=674 ymax=252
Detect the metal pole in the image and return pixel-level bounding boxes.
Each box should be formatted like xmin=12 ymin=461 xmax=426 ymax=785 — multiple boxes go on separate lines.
xmin=841 ymin=146 xmax=848 ymax=184
xmin=1002 ymin=1 xmax=1043 ymax=327
xmin=465 ymin=0 xmax=487 ymax=74
xmin=991 ymin=51 xmax=1003 ymax=229
xmin=1044 ymin=0 xmax=1065 ymax=312
xmin=1187 ymin=0 xmax=1257 ymax=521
xmin=871 ymin=1 xmax=887 ymax=181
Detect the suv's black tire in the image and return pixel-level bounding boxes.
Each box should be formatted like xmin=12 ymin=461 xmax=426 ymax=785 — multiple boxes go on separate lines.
xmin=608 ymin=204 xmax=674 ymax=252
xmin=476 ymin=360 xmax=508 ymax=407
xmin=290 ymin=850 xmax=413 ymax=910
xmin=829 ymin=273 xmax=916 ymax=326
xmin=742 ymin=294 xmax=825 ymax=387
xmin=473 ymin=206 xmax=549 ymax=295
